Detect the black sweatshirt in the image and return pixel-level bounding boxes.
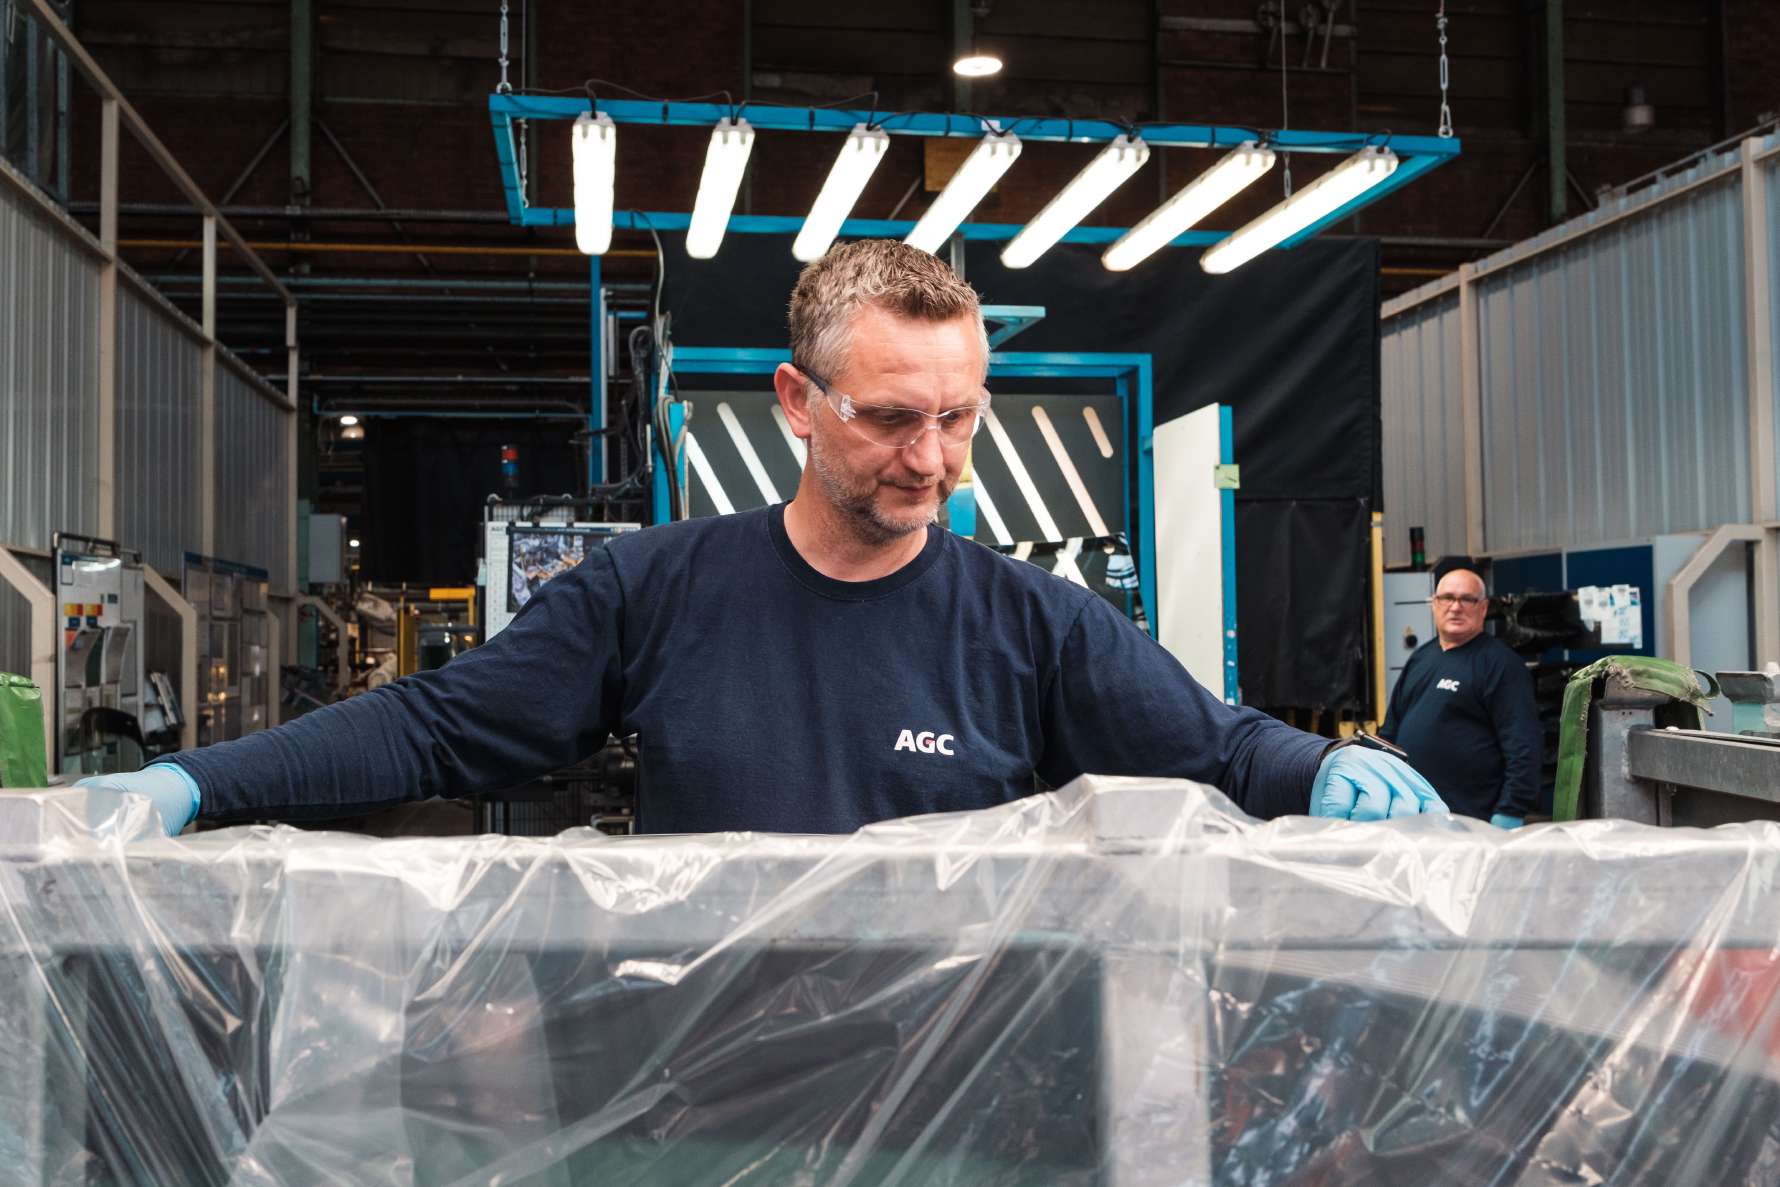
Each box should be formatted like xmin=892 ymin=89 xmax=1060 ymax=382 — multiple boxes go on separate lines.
xmin=1380 ymin=632 xmax=1542 ymax=819
xmin=172 ymin=504 xmax=1328 ymax=833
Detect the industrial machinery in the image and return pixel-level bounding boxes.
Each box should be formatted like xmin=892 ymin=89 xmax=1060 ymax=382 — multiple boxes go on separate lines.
xmin=393 ymin=587 xmax=478 ymax=676
xmin=479 ymin=500 xmax=638 ymax=642
xmin=474 ymin=498 xmax=643 ymax=833
xmin=354 ymin=585 xmax=483 ymax=680
xmin=1577 ymin=662 xmax=1780 ymax=826
xmin=182 ymin=554 xmax=273 ymax=747
xmin=52 ymin=534 xmax=145 ymax=775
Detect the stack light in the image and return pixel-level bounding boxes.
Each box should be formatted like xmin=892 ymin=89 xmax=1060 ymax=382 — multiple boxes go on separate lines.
xmin=1200 ymin=145 xmax=1398 ymax=275
xmin=904 ymin=130 xmax=1022 ymax=255
xmin=686 ymin=117 xmax=756 ymax=259
xmin=571 ymin=111 xmax=618 ymax=256
xmin=792 ymin=124 xmax=892 ymax=262
xmin=1101 ymin=141 xmax=1276 ymax=272
xmin=1000 ymin=134 xmax=1149 ymax=269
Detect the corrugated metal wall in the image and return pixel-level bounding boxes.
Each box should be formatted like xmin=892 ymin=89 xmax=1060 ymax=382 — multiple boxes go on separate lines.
xmin=0 ymin=181 xmax=100 ymax=551
xmin=1380 ymin=296 xmax=1466 ymax=566
xmin=116 ymin=277 xmax=203 ymax=575
xmin=1383 ymin=133 xmax=1778 ymax=560
xmin=0 ymin=553 xmax=51 ymax=683
xmin=214 ymin=360 xmax=291 ymax=589
xmin=1476 ymin=176 xmax=1748 ymax=552
xmin=4 ymin=183 xmax=293 ymax=738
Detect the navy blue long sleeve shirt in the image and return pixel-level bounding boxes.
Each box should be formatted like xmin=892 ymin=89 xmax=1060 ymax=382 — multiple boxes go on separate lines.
xmin=1379 ymin=633 xmax=1542 ymax=820
xmin=172 ymin=504 xmax=1328 ymax=833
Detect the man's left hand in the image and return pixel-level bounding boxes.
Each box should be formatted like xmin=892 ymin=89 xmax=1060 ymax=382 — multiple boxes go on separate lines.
xmin=1310 ymin=748 xmax=1450 ymax=821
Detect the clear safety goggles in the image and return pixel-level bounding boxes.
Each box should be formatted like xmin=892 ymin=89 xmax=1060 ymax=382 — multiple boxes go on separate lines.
xmin=800 ymin=368 xmax=990 ymax=450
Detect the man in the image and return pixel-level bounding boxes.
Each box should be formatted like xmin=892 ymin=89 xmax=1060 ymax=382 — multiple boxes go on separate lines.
xmin=1380 ymin=565 xmax=1541 ymax=827
xmin=84 ymin=241 xmax=1443 ymax=835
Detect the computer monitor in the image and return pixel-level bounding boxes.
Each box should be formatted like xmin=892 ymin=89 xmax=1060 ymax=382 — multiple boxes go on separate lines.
xmin=506 ymin=526 xmax=602 ymax=614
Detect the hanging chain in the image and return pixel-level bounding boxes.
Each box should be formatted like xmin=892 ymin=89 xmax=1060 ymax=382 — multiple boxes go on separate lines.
xmin=496 ymin=0 xmax=527 ymax=196
xmin=1436 ymin=0 xmax=1454 ymax=138
xmin=496 ymin=0 xmax=512 ymax=93
xmin=517 ymin=0 xmax=529 ymax=195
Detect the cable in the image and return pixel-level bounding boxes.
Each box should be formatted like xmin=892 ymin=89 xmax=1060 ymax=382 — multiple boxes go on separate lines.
xmin=623 ymin=211 xmax=685 ymax=521
xmin=516 ymin=78 xmax=1362 ymax=160
xmin=1278 ymin=1 xmax=1292 ymax=197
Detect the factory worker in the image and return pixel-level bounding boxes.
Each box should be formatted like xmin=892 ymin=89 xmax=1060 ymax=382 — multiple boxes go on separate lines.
xmin=83 ymin=240 xmax=1446 ymax=835
xmin=1381 ymin=564 xmax=1542 ymax=827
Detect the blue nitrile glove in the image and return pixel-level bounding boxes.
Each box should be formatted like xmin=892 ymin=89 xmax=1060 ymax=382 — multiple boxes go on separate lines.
xmin=1104 ymin=551 xmax=1138 ymax=591
xmin=1310 ymin=746 xmax=1449 ymax=821
xmin=1489 ymin=813 xmax=1525 ymax=830
xmin=75 ymin=763 xmax=200 ymax=836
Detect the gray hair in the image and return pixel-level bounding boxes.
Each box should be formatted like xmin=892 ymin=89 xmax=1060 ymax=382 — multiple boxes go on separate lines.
xmin=788 ymin=239 xmax=989 ymax=386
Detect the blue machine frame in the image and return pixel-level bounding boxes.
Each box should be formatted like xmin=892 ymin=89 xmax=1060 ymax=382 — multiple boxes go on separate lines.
xmin=659 ymin=346 xmax=1172 ymax=645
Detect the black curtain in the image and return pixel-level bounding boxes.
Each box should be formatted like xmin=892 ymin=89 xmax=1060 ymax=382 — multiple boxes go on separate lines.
xmin=960 ymin=238 xmax=1381 ymax=711
xmin=664 ymin=233 xmax=1381 ymax=710
xmin=359 ymin=419 xmax=582 ymax=585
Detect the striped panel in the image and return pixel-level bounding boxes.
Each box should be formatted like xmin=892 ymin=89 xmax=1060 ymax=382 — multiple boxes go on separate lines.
xmin=681 ymin=390 xmax=1126 ymax=545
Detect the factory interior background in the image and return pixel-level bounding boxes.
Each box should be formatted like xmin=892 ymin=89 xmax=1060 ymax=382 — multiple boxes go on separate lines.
xmin=4 ymin=1 xmax=1780 ymax=1181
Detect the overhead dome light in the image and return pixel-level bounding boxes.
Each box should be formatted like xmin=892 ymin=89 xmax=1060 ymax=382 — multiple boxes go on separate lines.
xmin=953 ymin=54 xmax=1002 ymax=78
xmin=337 ymin=414 xmax=359 ymax=427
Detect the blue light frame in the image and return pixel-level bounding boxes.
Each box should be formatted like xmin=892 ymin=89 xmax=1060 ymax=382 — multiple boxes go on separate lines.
xmin=662 ymin=346 xmax=1161 ymax=640
xmin=490 ymin=95 xmax=1460 ymax=252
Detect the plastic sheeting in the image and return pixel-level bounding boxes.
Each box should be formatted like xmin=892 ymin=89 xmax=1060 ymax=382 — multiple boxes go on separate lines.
xmin=2 ymin=775 xmax=1779 ymax=1186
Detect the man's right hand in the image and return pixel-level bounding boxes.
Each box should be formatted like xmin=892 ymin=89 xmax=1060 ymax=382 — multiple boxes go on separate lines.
xmin=76 ymin=765 xmax=200 ymax=836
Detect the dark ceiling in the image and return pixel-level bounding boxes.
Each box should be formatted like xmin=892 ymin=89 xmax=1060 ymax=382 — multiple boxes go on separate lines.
xmin=4 ymin=0 xmax=1775 ymax=523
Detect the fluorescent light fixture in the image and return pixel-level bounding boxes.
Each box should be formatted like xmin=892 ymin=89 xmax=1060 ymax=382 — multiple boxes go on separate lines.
xmin=904 ymin=130 xmax=1022 ymax=254
xmin=337 ymin=414 xmax=360 ymax=426
xmin=1101 ymin=141 xmax=1276 ymax=272
xmin=953 ymin=54 xmax=1002 ymax=77
xmin=1200 ymin=145 xmax=1398 ymax=275
xmin=1000 ymin=134 xmax=1149 ymax=269
xmin=571 ymin=111 xmax=618 ymax=255
xmin=686 ymin=117 xmax=756 ymax=259
xmin=793 ymin=124 xmax=891 ymax=262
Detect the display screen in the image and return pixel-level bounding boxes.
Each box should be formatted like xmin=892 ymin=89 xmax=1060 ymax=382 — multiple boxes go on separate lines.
xmin=507 ymin=528 xmax=598 ymax=613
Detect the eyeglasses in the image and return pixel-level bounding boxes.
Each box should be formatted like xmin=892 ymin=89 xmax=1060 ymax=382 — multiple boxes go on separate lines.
xmin=1431 ymin=593 xmax=1485 ymax=608
xmin=799 ymin=369 xmax=990 ymax=450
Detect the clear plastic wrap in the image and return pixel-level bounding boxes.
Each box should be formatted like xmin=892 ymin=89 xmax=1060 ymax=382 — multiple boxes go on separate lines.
xmin=2 ymin=775 xmax=1778 ymax=1185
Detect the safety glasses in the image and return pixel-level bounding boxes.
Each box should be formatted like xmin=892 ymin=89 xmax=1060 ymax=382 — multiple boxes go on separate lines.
xmin=800 ymin=369 xmax=990 ymax=450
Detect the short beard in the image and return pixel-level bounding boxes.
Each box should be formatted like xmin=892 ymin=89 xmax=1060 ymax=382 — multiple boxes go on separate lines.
xmin=809 ymin=430 xmax=947 ymax=546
